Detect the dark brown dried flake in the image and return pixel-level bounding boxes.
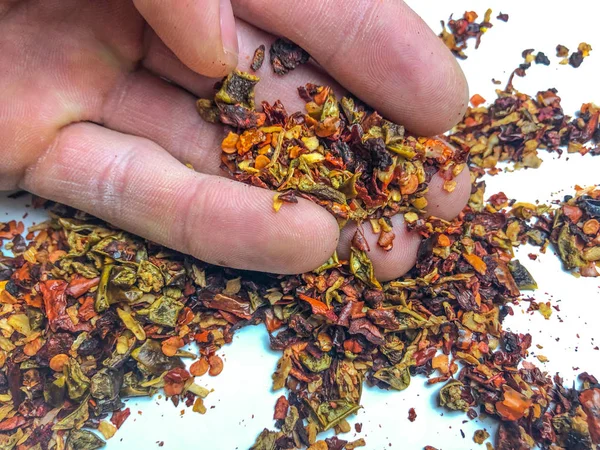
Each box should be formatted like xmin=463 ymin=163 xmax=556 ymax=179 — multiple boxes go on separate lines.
xmin=251 ymin=44 xmax=266 ymax=71
xmin=270 ymin=38 xmax=310 ymax=75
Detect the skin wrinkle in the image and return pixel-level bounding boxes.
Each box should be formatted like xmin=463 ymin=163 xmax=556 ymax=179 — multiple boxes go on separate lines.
xmin=100 ymin=67 xmax=138 ymax=126
xmin=92 ymin=150 xmax=140 ymax=223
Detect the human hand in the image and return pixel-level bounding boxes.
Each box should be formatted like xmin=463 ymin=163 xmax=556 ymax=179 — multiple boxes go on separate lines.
xmin=0 ymin=0 xmax=470 ymax=280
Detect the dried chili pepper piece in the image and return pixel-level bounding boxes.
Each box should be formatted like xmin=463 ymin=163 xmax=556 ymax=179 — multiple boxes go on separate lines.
xmin=251 ymin=44 xmax=266 ymax=71
xmin=270 ymin=38 xmax=310 ymax=75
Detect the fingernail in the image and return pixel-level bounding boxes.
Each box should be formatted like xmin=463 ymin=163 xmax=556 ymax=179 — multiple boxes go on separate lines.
xmin=219 ymin=0 xmax=238 ymax=56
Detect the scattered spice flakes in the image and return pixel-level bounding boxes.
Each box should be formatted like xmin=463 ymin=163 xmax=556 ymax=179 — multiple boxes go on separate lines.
xmin=552 ymin=187 xmax=600 ymax=277
xmin=448 ymin=86 xmax=600 ymax=174
xmin=536 ymin=355 xmax=549 ymax=363
xmin=496 ymin=12 xmax=509 ymax=22
xmin=270 ymin=38 xmax=310 ymax=75
xmin=408 ymin=408 xmax=417 ymax=422
xmin=439 ymin=9 xmax=494 ymax=59
xmin=250 ymin=44 xmax=265 ymax=71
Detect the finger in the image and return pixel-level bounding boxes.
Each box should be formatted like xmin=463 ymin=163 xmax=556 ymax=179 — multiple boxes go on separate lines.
xmin=142 ymin=20 xmax=344 ymax=112
xmin=425 ymin=168 xmax=471 ymax=220
xmin=338 ymin=214 xmax=421 ymax=281
xmin=21 ymin=123 xmax=339 ymax=274
xmin=133 ymin=0 xmax=238 ymax=78
xmin=231 ymin=0 xmax=468 ymax=135
xmin=336 ymin=168 xmax=470 ymax=281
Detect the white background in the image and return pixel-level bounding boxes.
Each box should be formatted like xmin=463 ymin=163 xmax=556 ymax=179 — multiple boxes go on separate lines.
xmin=2 ymin=1 xmax=600 ymax=449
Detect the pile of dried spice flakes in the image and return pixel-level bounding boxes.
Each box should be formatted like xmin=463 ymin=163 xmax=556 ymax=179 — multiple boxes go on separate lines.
xmin=1 ymin=44 xmax=600 ymax=450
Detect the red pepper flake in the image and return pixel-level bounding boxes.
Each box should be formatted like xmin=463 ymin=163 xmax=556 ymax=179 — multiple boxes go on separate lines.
xmin=163 ymin=368 xmax=191 ymax=397
xmin=40 ymin=279 xmax=90 ymax=333
xmin=495 ymin=386 xmax=532 ymax=421
xmin=470 ymin=94 xmax=486 ymax=108
xmin=580 ymin=388 xmax=600 ymax=444
xmin=190 ymin=357 xmax=210 ymax=377
xmin=408 ymin=408 xmax=417 ymax=422
xmin=298 ymin=293 xmax=338 ymax=322
xmin=65 ymin=275 xmax=100 ymax=298
xmin=111 ymin=408 xmax=131 ymax=430
xmin=208 ymin=354 xmax=224 ymax=376
xmin=273 ymin=395 xmax=289 ymax=420
xmin=0 ymin=415 xmax=26 ymax=431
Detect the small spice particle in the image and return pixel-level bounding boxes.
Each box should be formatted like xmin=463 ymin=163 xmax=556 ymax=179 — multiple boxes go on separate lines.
xmin=535 ymin=52 xmax=550 ymax=65
xmin=250 ymin=44 xmax=266 ymax=71
xmin=208 ymin=354 xmax=224 ymax=376
xmin=556 ymin=44 xmax=570 ymax=57
xmin=474 ymin=429 xmax=490 ymax=444
xmin=408 ymin=408 xmax=417 ymax=422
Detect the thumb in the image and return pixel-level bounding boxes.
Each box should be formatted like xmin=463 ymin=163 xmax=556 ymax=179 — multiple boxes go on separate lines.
xmin=133 ymin=0 xmax=238 ymax=78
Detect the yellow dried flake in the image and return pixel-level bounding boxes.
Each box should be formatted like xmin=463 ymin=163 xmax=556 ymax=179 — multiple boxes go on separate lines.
xmin=193 ymin=397 xmax=207 ymax=414
xmin=116 ymin=308 xmax=146 ymax=341
xmin=346 ymin=439 xmax=367 ymax=449
xmin=538 ymin=302 xmax=552 ymax=320
xmin=98 ymin=420 xmax=117 ymax=439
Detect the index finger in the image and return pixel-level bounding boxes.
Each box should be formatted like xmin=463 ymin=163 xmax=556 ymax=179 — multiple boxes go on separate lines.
xmin=231 ymin=0 xmax=468 ymax=135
